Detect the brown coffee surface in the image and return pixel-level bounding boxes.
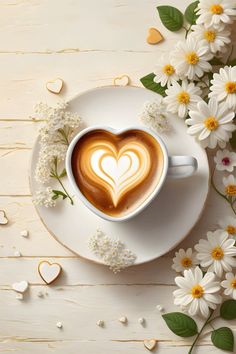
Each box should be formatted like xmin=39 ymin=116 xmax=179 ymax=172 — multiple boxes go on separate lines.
xmin=71 ymin=129 xmax=164 ymax=217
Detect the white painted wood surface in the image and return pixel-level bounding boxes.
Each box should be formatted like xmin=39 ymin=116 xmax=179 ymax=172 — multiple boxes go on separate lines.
xmin=0 ymin=1 xmax=235 ymax=353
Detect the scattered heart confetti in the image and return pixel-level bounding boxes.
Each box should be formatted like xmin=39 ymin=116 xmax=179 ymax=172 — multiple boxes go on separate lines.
xmin=146 ymin=28 xmax=164 ymax=45
xmin=113 ymin=74 xmax=130 ymax=86
xmin=144 ymin=339 xmax=157 ymax=351
xmin=38 ymin=261 xmax=62 ymax=284
xmin=96 ymin=320 xmax=104 ymax=327
xmin=14 ymin=250 xmax=21 ymax=257
xmin=119 ymin=316 xmax=127 ymax=324
xmin=46 ymin=78 xmax=64 ymax=94
xmin=12 ymin=281 xmax=29 ymax=293
xmin=138 ymin=317 xmax=145 ymax=325
xmin=20 ymin=230 xmax=29 ymax=238
xmin=0 ymin=210 xmax=8 ymax=225
xmin=56 ymin=321 xmax=63 ymax=328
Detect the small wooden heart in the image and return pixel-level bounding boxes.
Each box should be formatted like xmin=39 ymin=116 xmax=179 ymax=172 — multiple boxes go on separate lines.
xmin=38 ymin=261 xmax=62 ymax=284
xmin=143 ymin=339 xmax=157 ymax=351
xmin=12 ymin=280 xmax=29 ymax=293
xmin=146 ymin=28 xmax=164 ymax=45
xmin=46 ymin=78 xmax=63 ymax=94
xmin=113 ymin=75 xmax=130 ymax=86
xmin=0 ymin=210 xmax=8 ymax=225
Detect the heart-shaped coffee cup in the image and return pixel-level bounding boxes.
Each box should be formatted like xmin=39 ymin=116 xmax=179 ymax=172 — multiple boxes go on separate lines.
xmin=66 ymin=126 xmax=198 ymax=222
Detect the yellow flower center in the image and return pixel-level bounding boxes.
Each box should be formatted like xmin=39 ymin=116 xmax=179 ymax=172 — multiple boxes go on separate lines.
xmin=204 ymin=30 xmax=216 ymax=42
xmin=211 ymin=246 xmax=224 ymax=260
xmin=226 ymin=185 xmax=236 ymax=196
xmin=186 ymin=51 xmax=199 ymax=65
xmin=210 ymin=4 xmax=223 ymax=14
xmin=204 ymin=116 xmax=219 ymax=131
xmin=177 ymin=91 xmax=190 ymax=104
xmin=225 ymin=81 xmax=236 ymax=94
xmin=231 ymin=279 xmax=236 ymax=289
xmin=226 ymin=225 xmax=236 ymax=235
xmin=191 ymin=285 xmax=204 ymax=298
xmin=163 ymin=64 xmax=175 ymax=76
xmin=181 ymin=257 xmax=193 ymax=268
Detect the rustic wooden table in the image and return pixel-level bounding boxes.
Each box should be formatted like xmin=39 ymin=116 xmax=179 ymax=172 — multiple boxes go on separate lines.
xmin=0 ymin=0 xmax=230 ymax=353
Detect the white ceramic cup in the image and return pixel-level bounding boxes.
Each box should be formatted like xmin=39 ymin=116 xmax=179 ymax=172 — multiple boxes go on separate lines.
xmin=66 ymin=126 xmax=198 ymax=222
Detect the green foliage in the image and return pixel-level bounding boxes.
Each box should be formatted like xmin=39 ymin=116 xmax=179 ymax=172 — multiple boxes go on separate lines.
xmin=220 ymin=299 xmax=236 ymax=320
xmin=157 ymin=5 xmax=184 ymax=32
xmin=140 ymin=73 xmax=166 ymax=96
xmin=162 ymin=312 xmax=198 ymax=337
xmin=184 ymin=1 xmax=199 ymax=25
xmin=52 ymin=189 xmax=68 ymax=200
xmin=211 ymin=327 xmax=234 ymax=352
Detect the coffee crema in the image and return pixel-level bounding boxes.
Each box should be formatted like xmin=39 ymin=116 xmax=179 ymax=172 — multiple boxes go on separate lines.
xmin=71 ymin=129 xmax=164 ymax=217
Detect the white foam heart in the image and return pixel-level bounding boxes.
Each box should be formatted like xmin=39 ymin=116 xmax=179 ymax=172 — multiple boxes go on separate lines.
xmin=38 ymin=261 xmax=62 ymax=284
xmin=12 ymin=280 xmax=29 ymax=293
xmin=0 ymin=210 xmax=8 ymax=225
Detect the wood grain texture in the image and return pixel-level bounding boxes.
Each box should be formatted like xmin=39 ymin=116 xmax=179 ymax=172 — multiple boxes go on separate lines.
xmin=0 ymin=0 xmax=234 ymax=353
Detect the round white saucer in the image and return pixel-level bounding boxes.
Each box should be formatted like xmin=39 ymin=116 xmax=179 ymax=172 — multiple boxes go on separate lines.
xmin=30 ymin=86 xmax=209 ymax=265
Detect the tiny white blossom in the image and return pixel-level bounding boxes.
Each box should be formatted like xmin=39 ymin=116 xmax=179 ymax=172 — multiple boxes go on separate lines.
xmin=172 ymin=248 xmax=199 ymax=273
xmin=140 ymin=99 xmax=169 ymax=133
xmin=195 ymin=229 xmax=236 ymax=277
xmin=174 ymin=267 xmax=221 ymax=318
xmin=219 ymin=216 xmax=236 ymax=237
xmin=33 ymin=187 xmax=56 ymax=208
xmin=214 ymin=149 xmax=236 ymax=172
xmin=221 ymin=272 xmax=236 ymax=298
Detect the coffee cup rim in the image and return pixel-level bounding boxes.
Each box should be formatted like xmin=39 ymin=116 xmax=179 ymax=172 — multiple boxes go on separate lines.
xmin=66 ymin=125 xmax=169 ymax=222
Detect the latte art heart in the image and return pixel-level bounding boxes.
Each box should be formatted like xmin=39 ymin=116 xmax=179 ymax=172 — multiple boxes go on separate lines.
xmin=71 ymin=129 xmax=164 ymax=218
xmin=89 ymin=144 xmax=151 ymax=206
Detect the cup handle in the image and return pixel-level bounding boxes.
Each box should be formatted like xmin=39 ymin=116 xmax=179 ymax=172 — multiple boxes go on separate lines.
xmin=167 ymin=156 xmax=198 ymax=179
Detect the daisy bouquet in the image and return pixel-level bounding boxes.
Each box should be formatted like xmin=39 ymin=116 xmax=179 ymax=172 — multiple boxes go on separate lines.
xmin=140 ymin=0 xmax=236 ymax=352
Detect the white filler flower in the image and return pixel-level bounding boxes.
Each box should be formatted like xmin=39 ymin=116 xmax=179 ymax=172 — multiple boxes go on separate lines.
xmin=195 ymin=229 xmax=236 ymax=277
xmin=210 ymin=66 xmax=236 ymax=109
xmin=223 ymin=174 xmax=236 ymax=197
xmin=221 ymin=272 xmax=236 ymax=299
xmin=171 ymin=35 xmax=212 ymax=80
xmin=140 ymin=100 xmax=169 ymax=133
xmin=164 ymin=80 xmax=202 ymax=118
xmin=186 ymin=98 xmax=235 ymax=149
xmin=154 ymin=56 xmax=179 ymax=87
xmin=214 ymin=149 xmax=236 ymax=171
xmin=196 ymin=0 xmax=236 ymax=29
xmin=192 ymin=24 xmax=231 ymax=53
xmin=174 ymin=267 xmax=221 ymax=317
xmin=219 ymin=216 xmax=236 ymax=237
xmin=172 ymin=248 xmax=199 ymax=273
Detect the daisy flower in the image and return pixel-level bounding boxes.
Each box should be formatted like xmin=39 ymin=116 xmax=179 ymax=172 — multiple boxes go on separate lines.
xmin=172 ymin=248 xmax=199 ymax=273
xmin=174 ymin=267 xmax=221 ymax=318
xmin=164 ymin=80 xmax=202 ymax=119
xmin=171 ymin=35 xmax=212 ymax=80
xmin=221 ymin=272 xmax=236 ymax=299
xmin=209 ymin=66 xmax=236 ymax=109
xmin=214 ymin=149 xmax=236 ymax=171
xmin=186 ymin=97 xmax=235 ymax=149
xmin=223 ymin=174 xmax=236 ymax=196
xmin=192 ymin=24 xmax=231 ymax=53
xmin=219 ymin=216 xmax=236 ymax=237
xmin=154 ymin=56 xmax=179 ymax=87
xmin=196 ymin=0 xmax=236 ymax=29
xmin=195 ymin=229 xmax=236 ymax=277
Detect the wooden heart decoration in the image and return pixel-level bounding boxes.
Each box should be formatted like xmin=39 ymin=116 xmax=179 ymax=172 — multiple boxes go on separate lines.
xmin=46 ymin=78 xmax=63 ymax=94
xmin=146 ymin=28 xmax=164 ymax=45
xmin=12 ymin=280 xmax=29 ymax=293
xmin=70 ymin=128 xmax=164 ymax=219
xmin=143 ymin=339 xmax=157 ymax=351
xmin=113 ymin=75 xmax=130 ymax=86
xmin=38 ymin=261 xmax=62 ymax=284
xmin=0 ymin=210 xmax=8 ymax=225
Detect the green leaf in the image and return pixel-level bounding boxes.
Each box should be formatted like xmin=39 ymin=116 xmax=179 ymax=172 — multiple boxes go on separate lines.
xmin=220 ymin=299 xmax=236 ymax=320
xmin=140 ymin=73 xmax=166 ymax=96
xmin=229 ymin=58 xmax=236 ymax=66
xmin=157 ymin=6 xmax=184 ymax=32
xmin=209 ymin=57 xmax=224 ymax=66
xmin=184 ymin=1 xmax=199 ymax=25
xmin=230 ymin=130 xmax=236 ymax=151
xmin=52 ymin=190 xmax=68 ymax=200
xmin=162 ymin=312 xmax=198 ymax=337
xmin=59 ymin=168 xmax=67 ymax=178
xmin=211 ymin=327 xmax=234 ymax=352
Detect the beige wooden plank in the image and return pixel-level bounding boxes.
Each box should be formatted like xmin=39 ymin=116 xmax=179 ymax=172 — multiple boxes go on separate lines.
xmin=0 ymin=121 xmax=40 ymax=149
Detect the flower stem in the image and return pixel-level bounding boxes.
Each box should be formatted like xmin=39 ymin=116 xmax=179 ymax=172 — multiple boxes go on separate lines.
xmin=188 ymin=311 xmax=214 ymax=354
xmin=51 ymin=158 xmax=74 ymax=205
